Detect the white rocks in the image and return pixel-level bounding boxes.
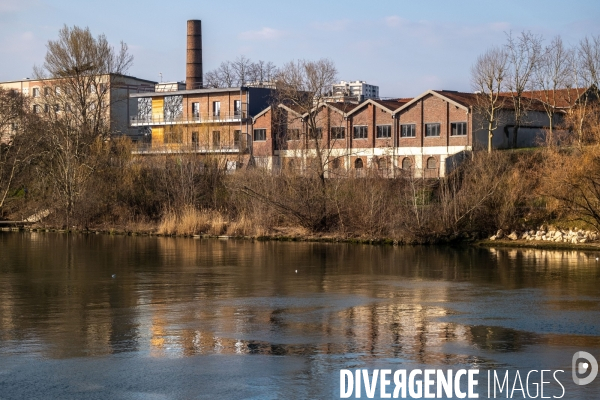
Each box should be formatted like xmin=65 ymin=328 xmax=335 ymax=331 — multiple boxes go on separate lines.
xmin=508 ymin=232 xmax=518 ymax=240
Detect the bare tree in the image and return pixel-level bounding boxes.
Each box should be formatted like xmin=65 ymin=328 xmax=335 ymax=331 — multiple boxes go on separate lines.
xmin=504 ymin=31 xmax=542 ymax=148
xmin=471 ymin=46 xmax=508 ymax=153
xmin=32 ymin=25 xmax=133 ymax=226
xmin=204 ymin=58 xmax=279 ymax=88
xmin=534 ymin=36 xmax=573 ymax=142
xmin=0 ymin=88 xmax=42 ymax=213
xmin=249 ymin=60 xmax=278 ymax=84
xmin=231 ymin=56 xmax=253 ymax=86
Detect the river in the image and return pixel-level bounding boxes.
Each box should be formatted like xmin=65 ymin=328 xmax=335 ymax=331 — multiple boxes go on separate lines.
xmin=0 ymin=232 xmax=599 ymax=399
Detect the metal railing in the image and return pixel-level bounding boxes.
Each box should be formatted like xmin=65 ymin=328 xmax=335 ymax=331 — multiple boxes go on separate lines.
xmin=130 ymin=112 xmax=246 ymax=126
xmin=131 ymin=142 xmax=245 ymax=155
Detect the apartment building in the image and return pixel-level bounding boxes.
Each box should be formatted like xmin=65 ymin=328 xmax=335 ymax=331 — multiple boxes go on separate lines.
xmin=331 ymin=81 xmax=379 ymax=102
xmin=0 ymin=74 xmax=156 ymax=140
xmin=130 ymin=86 xmax=276 ymax=160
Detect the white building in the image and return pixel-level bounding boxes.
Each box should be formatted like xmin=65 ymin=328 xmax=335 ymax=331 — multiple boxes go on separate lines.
xmin=332 ymin=81 xmax=379 ymax=102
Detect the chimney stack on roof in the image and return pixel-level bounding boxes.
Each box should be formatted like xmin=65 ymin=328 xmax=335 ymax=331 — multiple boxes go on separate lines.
xmin=186 ymin=20 xmax=203 ymax=90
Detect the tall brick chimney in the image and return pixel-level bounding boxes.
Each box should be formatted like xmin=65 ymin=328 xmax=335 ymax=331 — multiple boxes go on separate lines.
xmin=186 ymin=20 xmax=203 ymax=90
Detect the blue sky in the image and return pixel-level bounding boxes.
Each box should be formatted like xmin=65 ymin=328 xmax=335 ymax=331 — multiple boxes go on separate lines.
xmin=1 ymin=0 xmax=599 ymax=97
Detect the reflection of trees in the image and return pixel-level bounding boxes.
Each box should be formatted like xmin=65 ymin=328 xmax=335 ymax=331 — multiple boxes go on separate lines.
xmin=0 ymin=234 xmax=599 ymax=362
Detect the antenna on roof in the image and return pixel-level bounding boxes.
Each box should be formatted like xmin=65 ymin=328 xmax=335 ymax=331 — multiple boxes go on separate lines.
xmin=159 ymin=72 xmax=163 ymax=83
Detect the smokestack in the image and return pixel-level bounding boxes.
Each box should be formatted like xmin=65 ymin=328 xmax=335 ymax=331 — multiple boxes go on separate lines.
xmin=186 ymin=20 xmax=203 ymax=90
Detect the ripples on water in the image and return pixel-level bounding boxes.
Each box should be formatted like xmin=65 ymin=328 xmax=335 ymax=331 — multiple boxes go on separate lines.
xmin=0 ymin=233 xmax=599 ymax=398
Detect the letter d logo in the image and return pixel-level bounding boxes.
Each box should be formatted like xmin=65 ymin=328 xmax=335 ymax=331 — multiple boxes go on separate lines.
xmin=572 ymin=351 xmax=598 ymax=386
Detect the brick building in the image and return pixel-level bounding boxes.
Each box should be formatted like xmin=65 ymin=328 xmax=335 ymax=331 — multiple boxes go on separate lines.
xmin=248 ymin=89 xmax=556 ymax=178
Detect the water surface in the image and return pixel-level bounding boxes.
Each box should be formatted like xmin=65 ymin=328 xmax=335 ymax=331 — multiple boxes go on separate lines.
xmin=0 ymin=233 xmax=599 ymax=399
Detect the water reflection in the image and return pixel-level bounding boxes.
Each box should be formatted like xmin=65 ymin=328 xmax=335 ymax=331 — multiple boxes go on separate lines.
xmin=0 ymin=233 xmax=599 ymax=366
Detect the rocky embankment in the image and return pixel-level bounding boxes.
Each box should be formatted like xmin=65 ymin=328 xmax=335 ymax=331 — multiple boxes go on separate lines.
xmin=490 ymin=227 xmax=599 ymax=244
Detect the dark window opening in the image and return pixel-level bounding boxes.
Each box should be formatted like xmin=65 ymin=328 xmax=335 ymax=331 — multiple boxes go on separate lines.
xmin=401 ymin=124 xmax=416 ymax=138
xmin=425 ymin=123 xmax=440 ymax=137
xmin=353 ymin=126 xmax=368 ymax=139
xmin=451 ymin=122 xmax=467 ymax=136
xmin=376 ymin=125 xmax=391 ymax=138
xmin=254 ymin=129 xmax=266 ymax=141
xmin=331 ymin=127 xmax=345 ymax=139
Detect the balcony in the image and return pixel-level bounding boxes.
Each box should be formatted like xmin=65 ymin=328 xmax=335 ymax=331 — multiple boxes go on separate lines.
xmin=131 ymin=142 xmax=246 ymax=155
xmin=130 ymin=112 xmax=246 ymax=127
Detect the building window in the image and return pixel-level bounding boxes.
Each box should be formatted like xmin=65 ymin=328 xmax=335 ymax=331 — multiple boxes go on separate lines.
xmin=355 ymin=158 xmax=363 ymax=169
xmin=32 ymin=88 xmax=40 ymax=98
xmin=234 ymin=100 xmax=241 ymax=117
xmin=331 ymin=158 xmax=341 ymax=169
xmin=309 ymin=127 xmax=322 ymax=139
xmin=287 ymin=128 xmax=300 ymax=140
xmin=451 ymin=122 xmax=467 ymax=136
xmin=89 ymin=84 xmax=96 ymax=94
xmin=33 ymin=104 xmax=41 ymax=113
xmin=164 ymin=129 xmax=183 ymax=144
xmin=54 ymin=104 xmax=60 ymax=113
xmin=164 ymin=95 xmax=183 ymax=121
xmin=44 ymin=87 xmax=50 ymax=96
xmin=376 ymin=125 xmax=391 ymax=138
xmin=353 ymin=126 xmax=367 ymax=139
xmin=253 ymin=129 xmax=266 ymax=141
xmin=331 ymin=127 xmax=345 ymax=139
xmin=191 ymin=131 xmax=199 ymax=146
xmin=402 ymin=157 xmax=412 ymax=170
xmin=55 ymin=87 xmax=61 ymax=95
xmin=213 ymin=101 xmax=220 ymax=118
xmin=401 ymin=124 xmax=416 ymax=138
xmin=427 ymin=157 xmax=437 ymax=169
xmin=234 ymin=130 xmax=241 ymax=146
xmin=44 ymin=104 xmax=49 ymax=113
xmin=378 ymin=157 xmax=388 ymax=170
xmin=192 ymin=102 xmax=200 ymax=119
xmin=425 ymin=123 xmax=440 ymax=137
xmin=213 ymin=131 xmax=221 ymax=147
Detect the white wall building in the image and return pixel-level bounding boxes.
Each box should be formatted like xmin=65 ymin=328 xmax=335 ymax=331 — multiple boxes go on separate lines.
xmin=332 ymin=81 xmax=379 ymax=102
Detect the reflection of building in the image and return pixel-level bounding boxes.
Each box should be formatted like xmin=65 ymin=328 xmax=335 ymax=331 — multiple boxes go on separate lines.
xmin=0 ymin=74 xmax=156 ymax=140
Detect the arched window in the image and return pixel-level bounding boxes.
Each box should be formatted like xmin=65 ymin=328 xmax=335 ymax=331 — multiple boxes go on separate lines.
xmin=427 ymin=157 xmax=437 ymax=169
xmin=355 ymin=158 xmax=363 ymax=169
xmin=378 ymin=157 xmax=388 ymax=170
xmin=402 ymin=157 xmax=412 ymax=170
xmin=332 ymin=158 xmax=340 ymax=169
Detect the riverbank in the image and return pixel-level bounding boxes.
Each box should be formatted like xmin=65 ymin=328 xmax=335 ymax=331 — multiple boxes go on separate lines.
xmin=6 ymin=224 xmax=600 ymax=252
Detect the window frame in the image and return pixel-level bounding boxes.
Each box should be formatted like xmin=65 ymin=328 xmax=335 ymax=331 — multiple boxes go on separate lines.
xmin=353 ymin=125 xmax=368 ymax=139
xmin=425 ymin=123 xmax=441 ymax=137
xmin=402 ymin=157 xmax=412 ymax=170
xmin=331 ymin=126 xmax=345 ymax=140
xmin=286 ymin=128 xmax=300 ymax=141
xmin=450 ymin=122 xmax=467 ymax=136
xmin=400 ymin=124 xmax=416 ymax=138
xmin=309 ymin=127 xmax=322 ymax=139
xmin=376 ymin=125 xmax=392 ymax=139
xmin=426 ymin=157 xmax=437 ymax=169
xmin=253 ymin=128 xmax=267 ymax=142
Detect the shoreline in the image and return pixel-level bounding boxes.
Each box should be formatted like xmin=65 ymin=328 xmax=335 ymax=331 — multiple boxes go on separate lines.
xmin=4 ymin=226 xmax=600 ymax=252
